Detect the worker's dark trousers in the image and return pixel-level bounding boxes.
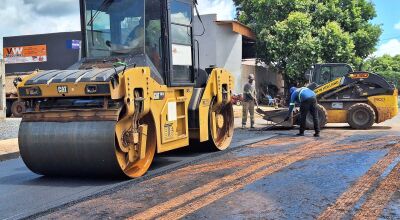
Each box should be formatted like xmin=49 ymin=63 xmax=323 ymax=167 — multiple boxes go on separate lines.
xmin=299 ymin=97 xmax=320 ymax=134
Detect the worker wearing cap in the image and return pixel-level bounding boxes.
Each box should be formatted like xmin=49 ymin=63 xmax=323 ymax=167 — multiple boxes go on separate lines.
xmin=242 ymin=74 xmax=257 ymax=128
xmin=285 ymin=87 xmax=320 ymax=137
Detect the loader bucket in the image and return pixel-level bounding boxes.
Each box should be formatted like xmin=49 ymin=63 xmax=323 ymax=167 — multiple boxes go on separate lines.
xmin=256 ymin=108 xmax=294 ymax=128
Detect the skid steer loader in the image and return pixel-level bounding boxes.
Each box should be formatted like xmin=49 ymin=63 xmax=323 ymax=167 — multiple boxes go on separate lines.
xmin=16 ymin=0 xmax=235 ymax=178
xmin=258 ymin=63 xmax=398 ymax=129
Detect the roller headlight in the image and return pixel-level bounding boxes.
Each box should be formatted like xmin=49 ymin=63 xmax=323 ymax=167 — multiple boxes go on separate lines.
xmin=86 ymin=85 xmax=98 ymax=94
xmin=18 ymin=86 xmax=42 ymax=97
xmin=84 ymin=84 xmax=110 ymax=95
xmin=26 ymin=87 xmax=41 ymax=95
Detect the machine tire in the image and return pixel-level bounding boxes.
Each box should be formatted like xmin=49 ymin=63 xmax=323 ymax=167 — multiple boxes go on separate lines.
xmin=11 ymin=101 xmax=26 ymax=117
xmin=207 ymin=98 xmax=234 ymax=151
xmin=305 ymin=104 xmax=328 ymax=130
xmin=6 ymin=100 xmax=12 ymax=117
xmin=347 ymin=103 xmax=375 ymax=129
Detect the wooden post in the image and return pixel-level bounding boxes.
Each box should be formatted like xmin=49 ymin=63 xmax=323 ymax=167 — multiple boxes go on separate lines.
xmin=0 ymin=59 xmax=5 ymax=120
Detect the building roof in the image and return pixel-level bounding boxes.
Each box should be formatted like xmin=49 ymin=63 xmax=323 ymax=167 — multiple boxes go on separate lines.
xmin=215 ymin=20 xmax=256 ymax=40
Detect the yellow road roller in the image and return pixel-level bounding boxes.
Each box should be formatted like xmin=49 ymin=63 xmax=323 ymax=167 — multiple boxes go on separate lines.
xmin=16 ymin=0 xmax=234 ymax=178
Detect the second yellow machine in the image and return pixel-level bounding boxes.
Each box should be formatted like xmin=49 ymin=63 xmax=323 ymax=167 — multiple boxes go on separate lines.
xmin=16 ymin=0 xmax=235 ymax=178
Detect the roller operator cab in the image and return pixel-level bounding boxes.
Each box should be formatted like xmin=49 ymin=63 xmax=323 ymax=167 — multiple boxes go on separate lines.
xmin=16 ymin=0 xmax=235 ymax=178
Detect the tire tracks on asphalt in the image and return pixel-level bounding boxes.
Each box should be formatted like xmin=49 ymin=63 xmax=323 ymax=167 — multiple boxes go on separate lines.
xmin=42 ymin=134 xmax=398 ymax=219
xmin=152 ymin=138 xmax=308 ymax=181
xmin=318 ymin=144 xmax=400 ymax=219
xmin=131 ymin=134 xmax=370 ymax=219
xmin=155 ymin=138 xmax=399 ymax=220
xmin=353 ymin=160 xmax=400 ymax=219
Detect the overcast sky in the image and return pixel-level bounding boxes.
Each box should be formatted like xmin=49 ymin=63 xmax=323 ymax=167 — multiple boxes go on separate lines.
xmin=0 ymin=0 xmax=398 ymax=58
xmin=0 ymin=0 xmax=81 ymax=50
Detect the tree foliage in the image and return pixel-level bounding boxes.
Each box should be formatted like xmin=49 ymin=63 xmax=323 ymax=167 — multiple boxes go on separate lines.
xmin=364 ymin=55 xmax=400 ymax=72
xmin=234 ymin=0 xmax=382 ymax=85
xmin=364 ymin=55 xmax=400 ymax=89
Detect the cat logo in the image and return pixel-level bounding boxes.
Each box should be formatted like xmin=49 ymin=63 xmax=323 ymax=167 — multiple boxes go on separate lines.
xmin=57 ymin=85 xmax=68 ymax=94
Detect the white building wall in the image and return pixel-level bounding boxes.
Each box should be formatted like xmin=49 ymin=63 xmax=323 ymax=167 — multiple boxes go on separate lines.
xmin=194 ymin=14 xmax=243 ymax=93
xmin=216 ymin=25 xmax=242 ymax=93
xmin=193 ymin=14 xmax=218 ymax=70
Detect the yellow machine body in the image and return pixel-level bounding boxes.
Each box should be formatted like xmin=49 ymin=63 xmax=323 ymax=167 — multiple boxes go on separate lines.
xmin=106 ymin=67 xmax=234 ymax=153
xmin=325 ymin=89 xmax=398 ymax=124
xmin=16 ymin=0 xmax=237 ymax=178
xmin=367 ymin=89 xmax=399 ymax=123
xmin=314 ymin=72 xmax=398 ymax=128
xmin=260 ymin=64 xmax=398 ymax=130
xmin=17 ymin=67 xmax=235 ymax=178
xmin=325 ymin=96 xmax=397 ymax=123
xmin=314 ymin=77 xmax=342 ymax=96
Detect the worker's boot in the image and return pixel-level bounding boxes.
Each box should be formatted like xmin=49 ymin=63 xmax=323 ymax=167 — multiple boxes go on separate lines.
xmin=250 ymin=123 xmax=255 ymax=129
xmin=242 ymin=124 xmax=246 ymax=129
xmin=296 ymin=132 xmax=304 ymax=136
xmin=314 ymin=133 xmax=320 ymax=137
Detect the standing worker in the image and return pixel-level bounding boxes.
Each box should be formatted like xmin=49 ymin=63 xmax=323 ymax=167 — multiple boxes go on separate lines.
xmin=242 ymin=74 xmax=257 ymax=129
xmin=285 ymin=87 xmax=320 ymax=137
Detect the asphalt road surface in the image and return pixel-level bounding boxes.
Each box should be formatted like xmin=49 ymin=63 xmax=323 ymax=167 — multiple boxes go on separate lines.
xmin=0 ymin=126 xmax=275 ymax=220
xmin=1 ymin=115 xmax=399 ymax=219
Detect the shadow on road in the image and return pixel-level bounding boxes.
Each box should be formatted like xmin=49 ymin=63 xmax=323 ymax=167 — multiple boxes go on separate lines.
xmin=325 ymin=126 xmax=392 ymax=130
xmin=0 ymin=171 xmax=121 ymax=186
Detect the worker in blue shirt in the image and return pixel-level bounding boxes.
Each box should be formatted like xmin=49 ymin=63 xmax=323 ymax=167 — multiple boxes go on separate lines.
xmin=285 ymin=87 xmax=320 ymax=137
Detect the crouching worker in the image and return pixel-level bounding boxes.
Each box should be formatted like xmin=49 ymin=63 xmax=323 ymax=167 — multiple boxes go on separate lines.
xmin=285 ymin=87 xmax=320 ymax=137
xmin=242 ymin=74 xmax=257 ymax=129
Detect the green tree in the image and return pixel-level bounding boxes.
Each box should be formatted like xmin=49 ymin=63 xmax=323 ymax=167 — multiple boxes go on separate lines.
xmin=318 ymin=21 xmax=355 ymax=63
xmin=364 ymin=55 xmax=400 ymax=89
xmin=365 ymin=55 xmax=400 ymax=72
xmin=234 ymin=0 xmax=382 ymax=86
